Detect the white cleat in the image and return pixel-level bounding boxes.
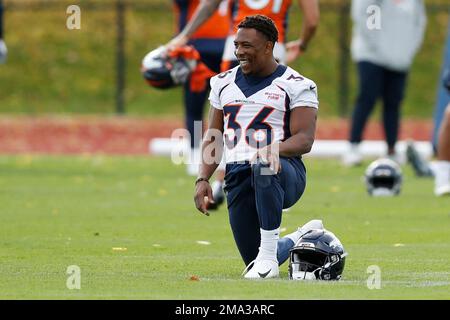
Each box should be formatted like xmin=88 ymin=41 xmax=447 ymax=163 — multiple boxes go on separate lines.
xmin=341 ymin=143 xmax=363 ymax=167
xmin=284 ymin=219 xmax=324 ymax=245
xmin=243 ymin=259 xmax=279 ymax=279
xmin=299 ymin=219 xmax=323 ymax=235
xmin=431 ymin=161 xmax=450 ymax=197
xmin=435 ymin=184 xmax=450 ymax=197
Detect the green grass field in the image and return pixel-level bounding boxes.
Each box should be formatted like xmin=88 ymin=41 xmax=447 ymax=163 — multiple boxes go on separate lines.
xmin=0 ymin=155 xmax=449 ymax=299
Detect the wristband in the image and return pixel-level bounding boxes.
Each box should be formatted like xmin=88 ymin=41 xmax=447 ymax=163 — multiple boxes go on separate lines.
xmin=195 ymin=177 xmax=209 ymax=185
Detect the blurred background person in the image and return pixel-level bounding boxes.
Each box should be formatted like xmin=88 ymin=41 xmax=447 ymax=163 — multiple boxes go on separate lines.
xmin=0 ymin=0 xmax=7 ymax=64
xmin=432 ymin=20 xmax=450 ymax=156
xmin=407 ymin=19 xmax=450 ymax=180
xmin=430 ymin=67 xmax=450 ymax=196
xmin=407 ymin=66 xmax=450 ymax=196
xmin=172 ymin=0 xmax=232 ymax=176
xmin=342 ymin=0 xmax=427 ymax=167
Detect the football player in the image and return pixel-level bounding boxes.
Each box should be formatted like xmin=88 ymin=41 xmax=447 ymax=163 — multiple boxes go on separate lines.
xmin=431 ymin=68 xmax=450 ymax=196
xmin=407 ymin=62 xmax=450 ymax=195
xmin=0 ymin=0 xmax=7 ymax=64
xmin=168 ymin=0 xmax=320 ymax=210
xmin=194 ymin=15 xmax=319 ymax=278
xmin=432 ymin=20 xmax=450 ymax=154
xmin=172 ymin=0 xmax=232 ymax=175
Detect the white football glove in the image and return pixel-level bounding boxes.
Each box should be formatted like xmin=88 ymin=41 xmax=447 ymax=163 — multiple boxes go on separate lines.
xmin=0 ymin=39 xmax=7 ymax=64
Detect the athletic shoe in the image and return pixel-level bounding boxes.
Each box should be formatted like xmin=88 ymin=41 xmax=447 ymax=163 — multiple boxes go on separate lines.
xmin=207 ymin=180 xmax=225 ymax=210
xmin=431 ymin=161 xmax=450 ymax=196
xmin=435 ymin=184 xmax=450 ymax=197
xmin=299 ymin=219 xmax=324 ymax=236
xmin=284 ymin=219 xmax=324 ymax=245
xmin=406 ymin=142 xmax=433 ymax=177
xmin=341 ymin=143 xmax=363 ymax=167
xmin=242 ymin=258 xmax=279 ymax=279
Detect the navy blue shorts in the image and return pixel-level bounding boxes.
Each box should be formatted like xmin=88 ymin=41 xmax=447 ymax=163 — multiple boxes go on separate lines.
xmin=223 ymin=157 xmax=307 ymax=265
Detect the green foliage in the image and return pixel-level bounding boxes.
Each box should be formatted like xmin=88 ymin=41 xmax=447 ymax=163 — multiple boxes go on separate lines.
xmin=0 ymin=1 xmax=448 ymax=117
xmin=0 ymin=155 xmax=449 ymax=299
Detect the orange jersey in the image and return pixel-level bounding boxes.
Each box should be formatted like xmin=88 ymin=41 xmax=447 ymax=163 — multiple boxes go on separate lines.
xmin=174 ymin=0 xmax=231 ymax=40
xmin=232 ymin=0 xmax=293 ymax=42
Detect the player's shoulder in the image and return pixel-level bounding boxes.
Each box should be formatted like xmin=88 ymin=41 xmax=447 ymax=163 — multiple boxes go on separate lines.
xmin=274 ymin=66 xmax=317 ymax=99
xmin=277 ymin=66 xmax=317 ymax=88
xmin=210 ymin=66 xmax=239 ymax=89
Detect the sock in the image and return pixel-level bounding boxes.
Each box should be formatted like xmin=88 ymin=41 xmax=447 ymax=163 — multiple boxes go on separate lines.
xmin=431 ymin=161 xmax=450 ymax=185
xmin=258 ymin=228 xmax=279 ymax=262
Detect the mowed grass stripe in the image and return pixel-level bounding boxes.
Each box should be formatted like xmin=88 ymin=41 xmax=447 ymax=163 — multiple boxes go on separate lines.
xmin=0 ymin=155 xmax=449 ymax=299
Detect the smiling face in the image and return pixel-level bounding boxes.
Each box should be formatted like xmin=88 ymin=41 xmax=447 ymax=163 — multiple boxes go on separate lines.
xmin=234 ymin=28 xmax=275 ymax=76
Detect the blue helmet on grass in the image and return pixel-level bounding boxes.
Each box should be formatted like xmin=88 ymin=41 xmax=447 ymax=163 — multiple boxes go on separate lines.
xmin=289 ymin=229 xmax=347 ymax=281
xmin=365 ymin=158 xmax=402 ymax=197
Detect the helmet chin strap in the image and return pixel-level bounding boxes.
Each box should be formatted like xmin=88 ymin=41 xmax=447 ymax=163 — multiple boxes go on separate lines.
xmin=293 ymin=264 xmax=323 ymax=280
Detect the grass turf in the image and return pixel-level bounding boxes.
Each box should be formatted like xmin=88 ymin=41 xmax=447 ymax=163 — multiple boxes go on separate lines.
xmin=0 ymin=155 xmax=449 ymax=299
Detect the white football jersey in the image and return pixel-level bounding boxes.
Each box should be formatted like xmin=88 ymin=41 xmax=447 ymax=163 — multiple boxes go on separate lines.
xmin=209 ymin=65 xmax=319 ymax=163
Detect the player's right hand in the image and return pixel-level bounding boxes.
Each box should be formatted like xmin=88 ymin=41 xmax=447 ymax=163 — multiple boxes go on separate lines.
xmin=286 ymin=40 xmax=304 ymax=64
xmin=194 ymin=181 xmax=214 ymax=216
xmin=0 ymin=40 xmax=7 ymax=64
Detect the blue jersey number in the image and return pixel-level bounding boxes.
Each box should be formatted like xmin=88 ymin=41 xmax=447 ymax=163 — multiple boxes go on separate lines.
xmin=223 ymin=105 xmax=274 ymax=149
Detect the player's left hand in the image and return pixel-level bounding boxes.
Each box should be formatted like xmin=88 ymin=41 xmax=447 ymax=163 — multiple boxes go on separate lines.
xmin=286 ymin=40 xmax=305 ymax=64
xmin=251 ymin=142 xmax=281 ymax=174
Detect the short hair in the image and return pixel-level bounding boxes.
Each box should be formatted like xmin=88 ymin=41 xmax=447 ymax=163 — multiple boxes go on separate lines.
xmin=237 ymin=15 xmax=279 ymax=43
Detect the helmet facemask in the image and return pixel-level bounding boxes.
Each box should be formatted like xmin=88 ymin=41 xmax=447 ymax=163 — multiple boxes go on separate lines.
xmin=289 ymin=249 xmax=345 ymax=281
